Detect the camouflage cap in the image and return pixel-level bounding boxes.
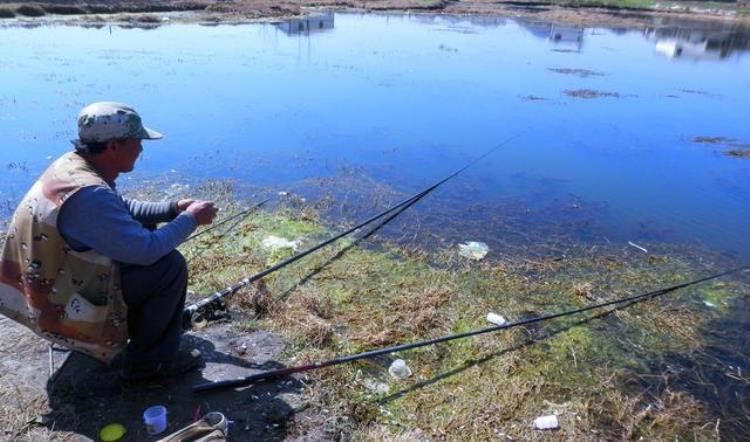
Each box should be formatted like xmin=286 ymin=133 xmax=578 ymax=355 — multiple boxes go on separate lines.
xmin=77 ymin=102 xmax=163 ymax=143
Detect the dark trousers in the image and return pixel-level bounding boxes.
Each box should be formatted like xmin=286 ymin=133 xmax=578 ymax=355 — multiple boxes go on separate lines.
xmin=120 ymin=250 xmax=187 ymax=364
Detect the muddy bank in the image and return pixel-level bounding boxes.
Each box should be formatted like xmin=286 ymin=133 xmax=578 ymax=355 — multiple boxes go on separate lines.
xmin=0 ymin=0 xmax=748 ymax=29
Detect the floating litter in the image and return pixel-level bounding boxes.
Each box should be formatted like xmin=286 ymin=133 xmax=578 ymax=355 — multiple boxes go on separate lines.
xmin=262 ymin=235 xmax=301 ymax=252
xmin=627 ymin=241 xmax=648 ymax=253
xmin=703 ymin=300 xmax=716 ymax=308
xmin=486 ymin=312 xmax=507 ymax=326
xmin=458 ymin=241 xmax=489 ymax=260
xmin=533 ymin=414 xmax=559 ymax=430
xmin=388 ymin=359 xmax=412 ymax=380
xmin=99 ymin=423 xmax=126 ymax=441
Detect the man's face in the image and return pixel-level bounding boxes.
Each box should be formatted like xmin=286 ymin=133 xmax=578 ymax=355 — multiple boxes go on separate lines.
xmin=111 ymin=138 xmax=143 ymax=172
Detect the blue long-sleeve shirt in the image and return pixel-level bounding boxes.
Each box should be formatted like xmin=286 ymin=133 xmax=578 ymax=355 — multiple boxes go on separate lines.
xmin=58 ymin=185 xmax=197 ymax=266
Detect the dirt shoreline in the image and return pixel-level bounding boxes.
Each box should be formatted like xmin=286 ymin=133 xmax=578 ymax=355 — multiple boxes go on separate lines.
xmin=0 ymin=0 xmax=748 ymax=30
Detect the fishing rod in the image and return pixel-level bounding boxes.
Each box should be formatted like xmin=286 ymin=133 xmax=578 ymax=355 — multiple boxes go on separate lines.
xmin=184 ymin=198 xmax=270 ymax=243
xmin=183 ymin=138 xmax=516 ymax=325
xmin=193 ymin=265 xmax=748 ymax=393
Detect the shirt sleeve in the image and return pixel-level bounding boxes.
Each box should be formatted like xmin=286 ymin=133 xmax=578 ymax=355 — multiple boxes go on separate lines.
xmin=58 ymin=186 xmax=197 ymax=266
xmin=123 ymin=198 xmax=177 ymax=225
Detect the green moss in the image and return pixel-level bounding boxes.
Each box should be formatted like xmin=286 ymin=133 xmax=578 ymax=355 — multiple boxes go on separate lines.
xmin=697 ymin=283 xmax=735 ymax=313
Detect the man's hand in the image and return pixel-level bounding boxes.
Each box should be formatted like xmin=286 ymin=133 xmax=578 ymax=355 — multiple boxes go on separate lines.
xmin=176 ymin=199 xmax=195 ymax=213
xmin=185 ymin=200 xmax=217 ymax=225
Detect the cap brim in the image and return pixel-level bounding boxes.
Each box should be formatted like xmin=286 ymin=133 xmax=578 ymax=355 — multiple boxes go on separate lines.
xmin=141 ymin=126 xmax=163 ymax=140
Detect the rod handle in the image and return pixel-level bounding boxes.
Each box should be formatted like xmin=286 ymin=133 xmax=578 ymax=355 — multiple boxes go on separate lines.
xmin=193 ymin=371 xmax=280 ymax=393
xmin=193 ymin=377 xmax=250 ymax=393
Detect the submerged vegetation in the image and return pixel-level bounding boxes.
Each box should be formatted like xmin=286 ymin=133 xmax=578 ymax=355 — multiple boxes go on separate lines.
xmin=548 ymin=67 xmax=605 ymax=78
xmin=564 ymin=89 xmax=620 ymax=99
xmin=173 ymin=181 xmax=749 ymax=439
xmin=727 ymin=149 xmax=750 ymax=158
xmin=692 ymin=136 xmax=750 ymax=159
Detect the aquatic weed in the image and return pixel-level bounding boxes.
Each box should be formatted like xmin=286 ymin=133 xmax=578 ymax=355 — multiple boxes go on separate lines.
xmin=564 ymin=89 xmax=620 ymax=99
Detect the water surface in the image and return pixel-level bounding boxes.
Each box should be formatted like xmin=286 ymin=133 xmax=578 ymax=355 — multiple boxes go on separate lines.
xmin=0 ymin=13 xmax=749 ymax=259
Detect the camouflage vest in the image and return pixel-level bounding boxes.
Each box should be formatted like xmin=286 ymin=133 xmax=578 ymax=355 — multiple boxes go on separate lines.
xmin=0 ymin=152 xmax=128 ymax=362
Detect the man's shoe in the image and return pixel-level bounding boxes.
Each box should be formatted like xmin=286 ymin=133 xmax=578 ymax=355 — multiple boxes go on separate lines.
xmin=122 ymin=349 xmax=203 ymax=382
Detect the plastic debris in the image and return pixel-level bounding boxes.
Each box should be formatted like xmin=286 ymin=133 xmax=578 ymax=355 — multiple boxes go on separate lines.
xmin=627 ymin=241 xmax=648 ymax=253
xmin=156 ymin=412 xmax=228 ymax=441
xmin=533 ymin=414 xmax=559 ymax=430
xmin=363 ymin=378 xmax=390 ymax=394
xmin=388 ymin=359 xmax=412 ymax=380
xmin=703 ymin=300 xmax=716 ymax=308
xmin=143 ymin=405 xmax=168 ymax=435
xmin=486 ymin=312 xmax=507 ymax=326
xmin=458 ymin=241 xmax=489 ymax=260
xmin=99 ymin=423 xmax=126 ymax=442
xmin=237 ymin=343 xmax=248 ymax=355
xmin=262 ymin=235 xmax=301 ymax=252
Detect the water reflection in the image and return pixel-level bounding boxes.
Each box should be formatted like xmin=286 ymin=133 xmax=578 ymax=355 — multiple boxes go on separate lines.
xmin=646 ymin=26 xmax=750 ymax=60
xmin=274 ymin=11 xmax=334 ymax=35
xmin=517 ymin=20 xmax=585 ymax=50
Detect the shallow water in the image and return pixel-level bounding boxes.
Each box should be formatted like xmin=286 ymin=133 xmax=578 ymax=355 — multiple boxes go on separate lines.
xmin=0 ymin=13 xmax=749 ymax=259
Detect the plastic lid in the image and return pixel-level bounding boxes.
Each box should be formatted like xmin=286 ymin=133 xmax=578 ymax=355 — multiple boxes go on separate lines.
xmin=99 ymin=423 xmax=127 ymax=442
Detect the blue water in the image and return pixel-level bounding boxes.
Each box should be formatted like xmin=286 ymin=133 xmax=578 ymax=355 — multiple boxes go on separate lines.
xmin=1 ymin=13 xmax=749 ymax=257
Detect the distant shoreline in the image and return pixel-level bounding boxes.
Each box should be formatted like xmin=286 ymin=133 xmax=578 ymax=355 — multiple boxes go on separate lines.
xmin=0 ymin=1 xmax=748 ymax=30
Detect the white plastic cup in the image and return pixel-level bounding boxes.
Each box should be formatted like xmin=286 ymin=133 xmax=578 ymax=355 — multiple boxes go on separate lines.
xmin=143 ymin=405 xmax=168 ymax=435
xmin=486 ymin=312 xmax=507 ymax=326
xmin=388 ymin=359 xmax=412 ymax=379
xmin=533 ymin=414 xmax=559 ymax=430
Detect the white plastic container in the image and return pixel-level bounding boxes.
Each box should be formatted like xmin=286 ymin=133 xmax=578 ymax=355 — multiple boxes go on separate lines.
xmin=533 ymin=414 xmax=559 ymax=430
xmin=388 ymin=359 xmax=412 ymax=379
xmin=486 ymin=312 xmax=507 ymax=326
xmin=143 ymin=405 xmax=168 ymax=435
